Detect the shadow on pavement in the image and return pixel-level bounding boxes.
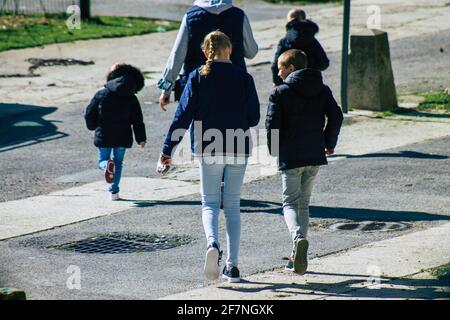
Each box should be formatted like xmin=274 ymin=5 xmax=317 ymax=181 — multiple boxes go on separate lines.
xmin=119 ymin=198 xmax=450 ymax=222
xmin=0 ymin=103 xmax=68 ymax=153
xmin=218 ymin=271 xmax=450 ymax=300
xmin=329 ymin=151 xmax=449 ymax=160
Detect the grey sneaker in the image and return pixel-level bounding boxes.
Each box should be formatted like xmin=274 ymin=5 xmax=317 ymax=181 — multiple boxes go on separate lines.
xmin=204 ymin=243 xmax=222 ymax=280
xmin=293 ymin=238 xmax=309 ymax=275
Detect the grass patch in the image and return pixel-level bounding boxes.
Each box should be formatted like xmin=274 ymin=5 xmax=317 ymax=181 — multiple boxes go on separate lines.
xmin=417 ymin=91 xmax=450 ymax=112
xmin=0 ymin=13 xmax=180 ymax=52
xmin=431 ymin=262 xmax=450 ymax=285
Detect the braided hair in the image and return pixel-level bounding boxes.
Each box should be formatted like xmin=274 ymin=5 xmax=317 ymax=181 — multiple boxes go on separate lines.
xmin=200 ymin=31 xmax=232 ymax=76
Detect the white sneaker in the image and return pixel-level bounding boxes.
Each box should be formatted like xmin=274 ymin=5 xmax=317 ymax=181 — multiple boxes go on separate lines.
xmin=204 ymin=243 xmax=221 ymax=280
xmin=110 ymin=192 xmax=120 ymax=201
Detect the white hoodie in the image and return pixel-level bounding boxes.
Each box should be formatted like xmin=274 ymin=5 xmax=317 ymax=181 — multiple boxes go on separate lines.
xmin=158 ymin=0 xmax=259 ymax=96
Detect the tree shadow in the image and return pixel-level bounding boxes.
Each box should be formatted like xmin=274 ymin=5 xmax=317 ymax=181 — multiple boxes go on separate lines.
xmin=328 ymin=150 xmax=449 ymax=160
xmin=217 ymin=270 xmax=450 ymax=300
xmin=0 ymin=103 xmax=68 ymax=153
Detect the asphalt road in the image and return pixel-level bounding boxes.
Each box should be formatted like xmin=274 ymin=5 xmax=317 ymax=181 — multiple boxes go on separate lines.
xmin=0 ymin=29 xmax=449 ymax=202
xmin=0 ymin=136 xmax=448 ymax=299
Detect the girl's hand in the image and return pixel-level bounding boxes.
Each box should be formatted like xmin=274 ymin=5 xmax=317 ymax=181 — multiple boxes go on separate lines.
xmin=157 ymin=154 xmax=171 ymax=175
xmin=139 ymin=142 xmax=146 ymax=148
xmin=159 ymin=94 xmax=170 ymax=111
xmin=325 ymin=148 xmax=334 ymax=155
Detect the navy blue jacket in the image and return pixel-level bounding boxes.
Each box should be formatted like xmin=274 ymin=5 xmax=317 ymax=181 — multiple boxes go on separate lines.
xmin=84 ymin=76 xmax=146 ymax=148
xmin=162 ymin=62 xmax=260 ymax=157
xmin=265 ymin=69 xmax=343 ymax=170
xmin=184 ymin=6 xmax=246 ymax=77
xmin=271 ymin=19 xmax=329 ymax=85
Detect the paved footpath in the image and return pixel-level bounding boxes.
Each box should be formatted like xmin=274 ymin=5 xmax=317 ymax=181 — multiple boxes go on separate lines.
xmin=162 ymin=222 xmax=450 ymax=300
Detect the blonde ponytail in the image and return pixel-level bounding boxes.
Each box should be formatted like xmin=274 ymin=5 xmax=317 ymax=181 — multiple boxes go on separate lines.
xmin=201 ymin=31 xmax=232 ymax=76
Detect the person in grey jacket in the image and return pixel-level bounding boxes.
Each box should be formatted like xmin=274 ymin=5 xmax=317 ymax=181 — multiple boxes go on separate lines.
xmin=157 ymin=0 xmax=258 ymax=111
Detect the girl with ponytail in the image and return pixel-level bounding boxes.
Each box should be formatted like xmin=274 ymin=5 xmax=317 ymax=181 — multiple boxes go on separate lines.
xmin=158 ymin=30 xmax=260 ymax=283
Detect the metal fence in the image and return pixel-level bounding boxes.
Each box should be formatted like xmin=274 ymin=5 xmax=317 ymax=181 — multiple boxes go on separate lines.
xmin=0 ymin=0 xmax=79 ymax=15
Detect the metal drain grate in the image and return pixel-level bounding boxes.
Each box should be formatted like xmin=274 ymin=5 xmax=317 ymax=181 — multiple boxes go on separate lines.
xmin=329 ymin=221 xmax=411 ymax=232
xmin=51 ymin=233 xmax=192 ymax=254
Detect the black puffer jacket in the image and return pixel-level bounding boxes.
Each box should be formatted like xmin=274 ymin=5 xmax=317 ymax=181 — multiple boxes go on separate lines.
xmin=271 ymin=19 xmax=330 ymax=85
xmin=84 ymin=76 xmax=146 ymax=148
xmin=265 ymin=69 xmax=343 ymax=170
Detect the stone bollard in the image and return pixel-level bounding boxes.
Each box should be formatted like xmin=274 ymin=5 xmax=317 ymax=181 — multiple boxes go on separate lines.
xmin=348 ymin=29 xmax=398 ymax=111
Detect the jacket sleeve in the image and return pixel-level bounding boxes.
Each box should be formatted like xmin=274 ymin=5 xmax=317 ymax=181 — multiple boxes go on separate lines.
xmin=265 ymin=88 xmax=282 ymax=156
xmin=271 ymin=39 xmax=285 ymax=86
xmin=323 ymin=86 xmax=343 ymax=149
xmin=131 ymin=96 xmax=147 ymax=144
xmin=313 ymin=39 xmax=330 ymax=71
xmin=246 ymin=75 xmax=260 ymax=127
xmin=84 ymin=92 xmax=100 ymax=131
xmin=243 ymin=14 xmax=258 ymax=59
xmin=162 ymin=71 xmax=199 ymax=156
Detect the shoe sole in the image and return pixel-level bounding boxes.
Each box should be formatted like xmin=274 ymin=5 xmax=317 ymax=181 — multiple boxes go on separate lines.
xmin=204 ymin=248 xmax=220 ymax=280
xmin=293 ymin=239 xmax=309 ymax=275
xmin=222 ymin=275 xmax=240 ymax=283
xmin=105 ymin=161 xmax=115 ymax=183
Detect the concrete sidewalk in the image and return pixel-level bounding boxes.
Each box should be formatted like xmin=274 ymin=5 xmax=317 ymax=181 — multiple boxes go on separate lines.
xmin=161 ymin=222 xmax=450 ymax=300
xmin=1 ymin=111 xmax=449 ymax=241
xmin=0 ymin=0 xmax=449 ymax=106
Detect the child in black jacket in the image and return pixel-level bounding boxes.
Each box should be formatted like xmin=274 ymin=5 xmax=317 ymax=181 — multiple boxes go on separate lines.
xmin=84 ymin=63 xmax=147 ymax=200
xmin=271 ymin=8 xmax=329 ymax=86
xmin=266 ymin=49 xmax=343 ymax=275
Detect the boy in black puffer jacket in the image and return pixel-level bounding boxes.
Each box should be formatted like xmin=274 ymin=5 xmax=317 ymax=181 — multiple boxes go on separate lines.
xmin=84 ymin=63 xmax=147 ymax=201
xmin=271 ymin=8 xmax=329 ymax=86
xmin=266 ymin=49 xmax=343 ymax=275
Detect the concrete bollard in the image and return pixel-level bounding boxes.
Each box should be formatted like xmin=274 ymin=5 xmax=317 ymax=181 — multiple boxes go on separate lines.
xmin=348 ymin=29 xmax=398 ymax=111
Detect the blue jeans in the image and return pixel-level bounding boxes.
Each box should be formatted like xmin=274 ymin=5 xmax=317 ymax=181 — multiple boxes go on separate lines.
xmin=98 ymin=147 xmax=126 ymax=194
xmin=199 ymin=157 xmax=248 ymax=268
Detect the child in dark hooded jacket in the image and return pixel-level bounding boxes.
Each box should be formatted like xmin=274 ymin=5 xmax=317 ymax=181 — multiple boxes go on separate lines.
xmin=84 ymin=63 xmax=147 ymax=200
xmin=271 ymin=8 xmax=329 ymax=86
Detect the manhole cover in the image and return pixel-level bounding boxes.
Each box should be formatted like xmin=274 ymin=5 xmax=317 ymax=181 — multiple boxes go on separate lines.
xmin=329 ymin=221 xmax=411 ymax=232
xmin=50 ymin=233 xmax=193 ymax=254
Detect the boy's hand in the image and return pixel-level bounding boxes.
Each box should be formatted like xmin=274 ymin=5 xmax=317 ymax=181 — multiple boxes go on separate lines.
xmin=139 ymin=142 xmax=146 ymax=148
xmin=159 ymin=93 xmax=170 ymax=111
xmin=325 ymin=148 xmax=334 ymax=155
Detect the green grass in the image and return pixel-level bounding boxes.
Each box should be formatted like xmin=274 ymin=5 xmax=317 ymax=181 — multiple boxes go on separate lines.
xmin=431 ymin=262 xmax=450 ymax=285
xmin=0 ymin=14 xmax=180 ymax=52
xmin=417 ymin=91 xmax=450 ymax=112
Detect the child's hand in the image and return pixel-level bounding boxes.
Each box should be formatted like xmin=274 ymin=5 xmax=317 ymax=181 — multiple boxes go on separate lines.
xmin=139 ymin=142 xmax=146 ymax=148
xmin=156 ymin=154 xmax=171 ymax=175
xmin=159 ymin=94 xmax=170 ymax=111
xmin=325 ymin=148 xmax=334 ymax=155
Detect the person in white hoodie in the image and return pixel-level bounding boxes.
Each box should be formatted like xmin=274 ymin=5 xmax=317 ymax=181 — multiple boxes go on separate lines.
xmin=157 ymin=0 xmax=259 ymax=111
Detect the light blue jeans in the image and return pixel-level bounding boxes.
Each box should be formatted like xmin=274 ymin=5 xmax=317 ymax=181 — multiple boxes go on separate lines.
xmin=199 ymin=157 xmax=248 ymax=268
xmin=98 ymin=147 xmax=126 ymax=194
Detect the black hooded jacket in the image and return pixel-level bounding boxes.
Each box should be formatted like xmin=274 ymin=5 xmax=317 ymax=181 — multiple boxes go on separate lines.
xmin=265 ymin=69 xmax=343 ymax=170
xmin=271 ymin=19 xmax=330 ymax=85
xmin=84 ymin=76 xmax=146 ymax=148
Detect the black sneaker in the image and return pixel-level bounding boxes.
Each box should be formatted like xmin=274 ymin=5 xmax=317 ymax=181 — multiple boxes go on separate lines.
xmin=204 ymin=243 xmax=222 ymax=280
xmin=293 ymin=238 xmax=309 ymax=275
xmin=222 ymin=266 xmax=240 ymax=283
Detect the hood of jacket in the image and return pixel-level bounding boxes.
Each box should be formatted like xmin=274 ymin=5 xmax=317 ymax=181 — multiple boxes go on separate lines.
xmin=285 ymin=19 xmax=319 ymax=47
xmin=194 ymin=0 xmax=233 ymax=15
xmin=105 ymin=76 xmax=136 ymax=97
xmin=284 ymin=68 xmax=324 ymax=97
